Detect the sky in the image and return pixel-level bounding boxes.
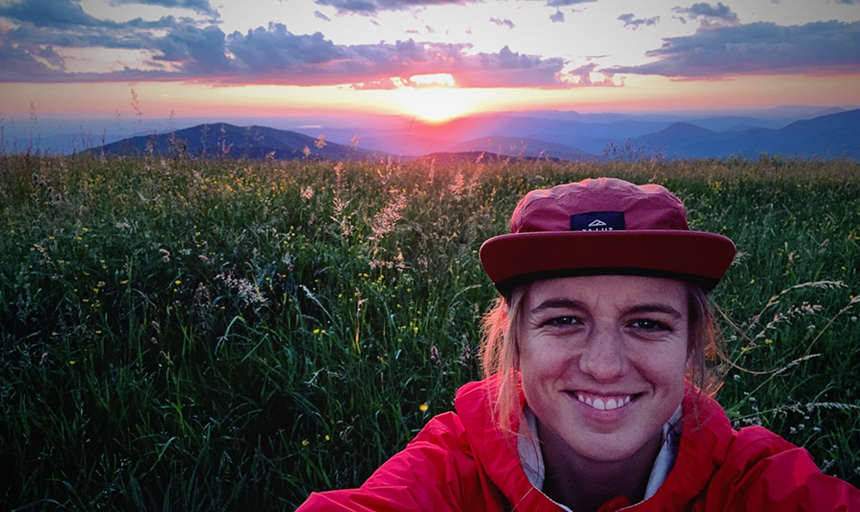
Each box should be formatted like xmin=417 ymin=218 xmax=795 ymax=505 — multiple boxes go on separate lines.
xmin=1 ymin=0 xmax=859 ymax=123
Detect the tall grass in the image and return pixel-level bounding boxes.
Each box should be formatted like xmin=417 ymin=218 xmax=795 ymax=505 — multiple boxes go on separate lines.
xmin=1 ymin=152 xmax=859 ymax=510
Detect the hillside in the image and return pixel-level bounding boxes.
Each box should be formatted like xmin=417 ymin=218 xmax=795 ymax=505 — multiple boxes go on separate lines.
xmin=636 ymin=109 xmax=860 ymax=160
xmin=91 ymin=123 xmax=386 ymax=161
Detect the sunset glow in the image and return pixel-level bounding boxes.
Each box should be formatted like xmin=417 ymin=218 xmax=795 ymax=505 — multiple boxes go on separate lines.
xmin=398 ymin=86 xmax=473 ymax=122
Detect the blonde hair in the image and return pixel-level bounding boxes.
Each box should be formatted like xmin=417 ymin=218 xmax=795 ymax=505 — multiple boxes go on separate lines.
xmin=479 ymin=280 xmax=722 ymax=437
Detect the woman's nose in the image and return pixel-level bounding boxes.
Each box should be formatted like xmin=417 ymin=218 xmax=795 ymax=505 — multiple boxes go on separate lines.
xmin=578 ymin=322 xmax=627 ymax=381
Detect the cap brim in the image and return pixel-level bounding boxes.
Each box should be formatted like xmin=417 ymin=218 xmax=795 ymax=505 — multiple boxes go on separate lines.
xmin=479 ymin=230 xmax=736 ymax=294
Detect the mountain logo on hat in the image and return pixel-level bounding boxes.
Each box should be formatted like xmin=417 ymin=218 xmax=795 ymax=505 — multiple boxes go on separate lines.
xmin=571 ymin=211 xmax=625 ymax=232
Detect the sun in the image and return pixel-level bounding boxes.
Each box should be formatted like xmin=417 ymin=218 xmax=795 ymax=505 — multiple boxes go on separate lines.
xmin=397 ymin=74 xmax=471 ymax=122
xmin=402 ymin=87 xmax=470 ymax=122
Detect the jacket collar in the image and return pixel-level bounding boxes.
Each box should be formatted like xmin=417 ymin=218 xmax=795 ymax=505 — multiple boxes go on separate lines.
xmin=454 ymin=378 xmax=736 ymax=511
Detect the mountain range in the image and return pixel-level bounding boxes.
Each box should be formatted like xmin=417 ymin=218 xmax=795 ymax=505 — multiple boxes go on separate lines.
xmin=633 ymin=109 xmax=860 ymax=160
xmin=11 ymin=105 xmax=859 ymax=162
xmin=288 ymin=106 xmax=859 ymax=160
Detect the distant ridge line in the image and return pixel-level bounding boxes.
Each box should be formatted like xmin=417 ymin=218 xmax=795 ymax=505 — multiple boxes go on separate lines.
xmin=75 ymin=107 xmax=860 ymax=162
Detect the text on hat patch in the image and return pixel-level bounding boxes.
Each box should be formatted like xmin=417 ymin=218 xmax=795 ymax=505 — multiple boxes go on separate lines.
xmin=571 ymin=211 xmax=625 ymax=231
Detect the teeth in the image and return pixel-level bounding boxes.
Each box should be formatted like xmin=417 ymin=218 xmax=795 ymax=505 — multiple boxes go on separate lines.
xmin=575 ymin=393 xmax=632 ymax=411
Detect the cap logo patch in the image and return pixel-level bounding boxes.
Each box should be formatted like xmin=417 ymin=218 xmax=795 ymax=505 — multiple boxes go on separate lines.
xmin=571 ymin=211 xmax=625 ymax=231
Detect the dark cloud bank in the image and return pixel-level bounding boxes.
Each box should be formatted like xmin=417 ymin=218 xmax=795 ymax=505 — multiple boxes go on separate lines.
xmin=0 ymin=0 xmax=584 ymax=87
xmin=605 ymin=20 xmax=860 ymax=77
xmin=1 ymin=0 xmax=859 ymax=86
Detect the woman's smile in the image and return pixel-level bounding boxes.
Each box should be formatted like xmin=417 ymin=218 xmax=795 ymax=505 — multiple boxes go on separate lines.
xmin=573 ymin=391 xmax=633 ymax=411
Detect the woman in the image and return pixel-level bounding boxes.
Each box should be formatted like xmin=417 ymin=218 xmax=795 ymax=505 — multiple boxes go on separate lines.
xmin=298 ymin=177 xmax=860 ymax=511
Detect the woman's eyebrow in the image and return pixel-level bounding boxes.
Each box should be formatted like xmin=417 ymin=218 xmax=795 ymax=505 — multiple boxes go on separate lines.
xmin=625 ymin=304 xmax=683 ymax=319
xmin=529 ymin=298 xmax=585 ymax=314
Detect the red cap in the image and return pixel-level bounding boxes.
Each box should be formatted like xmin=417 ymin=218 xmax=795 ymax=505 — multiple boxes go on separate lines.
xmin=479 ymin=177 xmax=735 ymax=293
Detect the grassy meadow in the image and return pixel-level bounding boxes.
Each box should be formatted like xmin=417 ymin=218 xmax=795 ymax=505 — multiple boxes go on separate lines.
xmin=1 ymin=150 xmax=859 ymax=510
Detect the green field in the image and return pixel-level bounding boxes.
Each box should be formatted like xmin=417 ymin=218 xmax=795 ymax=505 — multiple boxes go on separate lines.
xmin=1 ymin=152 xmax=859 ymax=510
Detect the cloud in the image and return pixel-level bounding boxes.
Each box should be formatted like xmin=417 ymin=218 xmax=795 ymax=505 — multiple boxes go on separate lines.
xmin=0 ymin=0 xmax=205 ymax=47
xmin=489 ymin=17 xmax=515 ymax=30
xmin=0 ymin=30 xmax=173 ymax=83
xmin=453 ymin=47 xmax=566 ymax=87
xmin=0 ymin=0 xmax=217 ymax=27
xmin=0 ymin=0 xmax=107 ymax=28
xmin=312 ymin=0 xmax=462 ymax=15
xmin=550 ymin=9 xmax=564 ymax=22
xmin=603 ymin=20 xmax=860 ymax=78
xmin=0 ymin=11 xmax=609 ymax=89
xmin=155 ymin=24 xmax=231 ymax=72
xmin=617 ymin=13 xmax=659 ymax=29
xmin=564 ymin=62 xmax=620 ymax=86
xmin=217 ymin=26 xmax=572 ymax=88
xmin=350 ymin=77 xmax=403 ymax=89
xmin=313 ymin=10 xmax=332 ymax=21
xmin=545 ymin=0 xmax=597 ymax=6
xmin=672 ymin=2 xmax=739 ymax=26
xmin=0 ymin=41 xmax=64 ymax=81
xmin=227 ymin=23 xmax=347 ymax=73
xmin=6 ymin=14 xmax=198 ymax=50
xmin=110 ymin=0 xmax=219 ymax=17
xmin=313 ymin=0 xmax=596 ymax=15
xmin=0 ymin=0 xmax=229 ymax=79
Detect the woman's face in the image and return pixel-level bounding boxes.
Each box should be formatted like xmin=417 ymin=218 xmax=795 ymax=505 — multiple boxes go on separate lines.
xmin=517 ymin=275 xmax=689 ymax=465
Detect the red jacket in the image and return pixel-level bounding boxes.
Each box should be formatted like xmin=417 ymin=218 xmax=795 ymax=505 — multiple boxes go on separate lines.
xmin=297 ymin=379 xmax=860 ymax=511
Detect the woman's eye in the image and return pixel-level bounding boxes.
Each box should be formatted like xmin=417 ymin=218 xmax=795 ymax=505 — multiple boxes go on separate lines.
xmin=546 ymin=316 xmax=579 ymax=327
xmin=631 ymin=319 xmax=666 ymax=331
